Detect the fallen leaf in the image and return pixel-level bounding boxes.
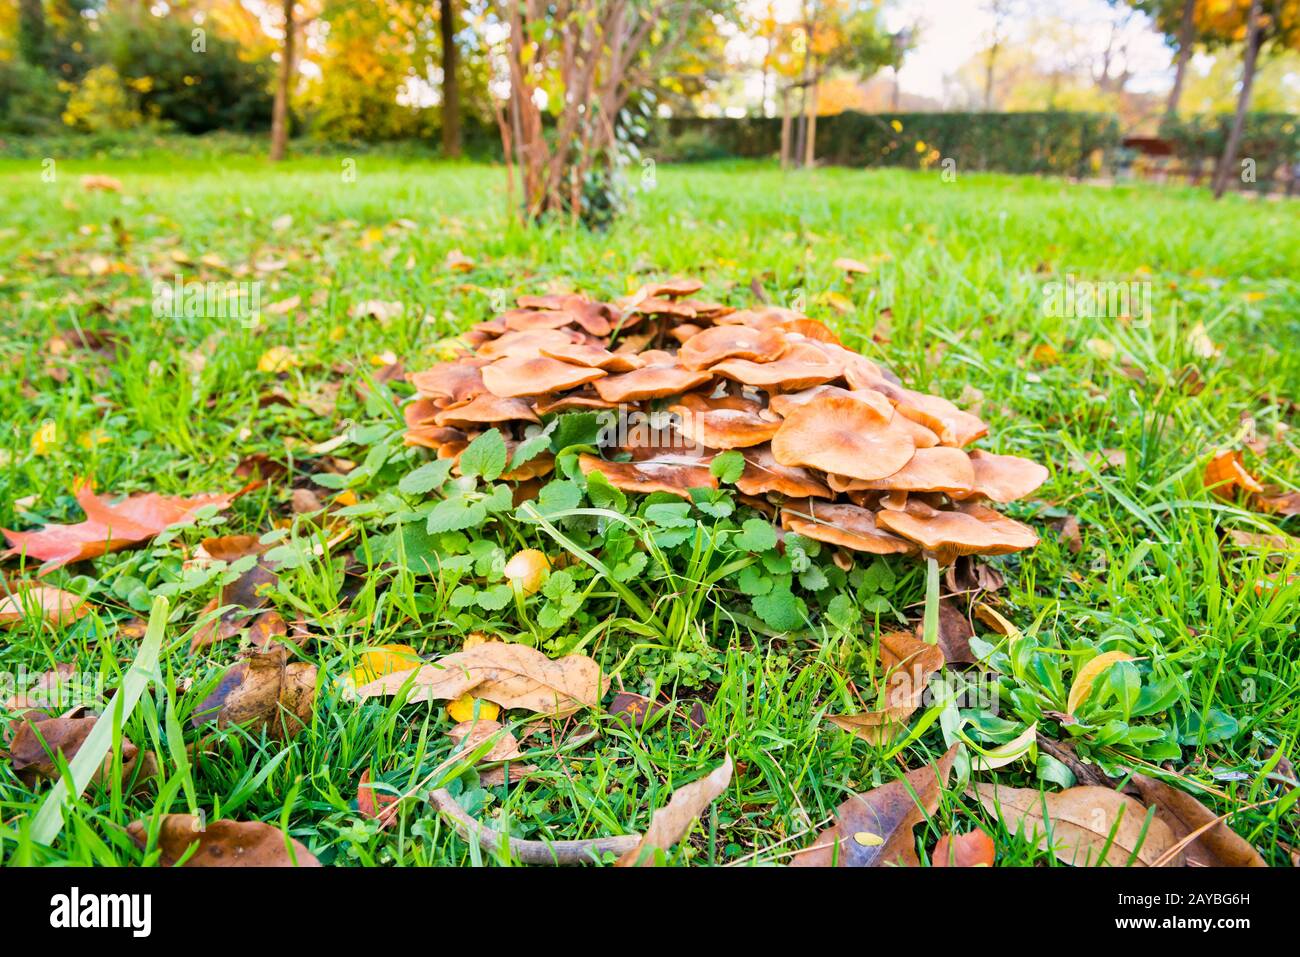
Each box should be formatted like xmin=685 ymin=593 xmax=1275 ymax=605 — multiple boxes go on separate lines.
xmin=257 ymin=346 xmax=298 ymax=373
xmin=1127 ymin=774 xmax=1266 ymax=868
xmin=617 ymin=754 xmax=733 ymax=866
xmin=9 ymin=712 xmax=152 ymax=787
xmin=191 ymin=647 xmax=317 ymax=740
xmin=127 ymin=815 xmax=319 ymax=867
xmin=447 ymin=692 xmax=501 ymax=723
xmin=1052 ymin=514 xmax=1082 ymax=553
xmin=357 ymin=769 xmax=401 ymax=826
xmin=80 ymin=174 xmax=122 ymax=192
xmin=447 ymin=718 xmax=523 ymax=762
xmin=444 ymin=249 xmax=475 ymax=272
xmin=348 ymin=644 xmax=422 ymax=687
xmin=1204 ymin=450 xmax=1263 ymax=501
xmin=833 ymin=257 xmax=871 ymax=275
xmin=609 ymin=691 xmax=666 ymax=728
xmin=791 ymin=744 xmax=958 ymax=866
xmin=971 ymin=722 xmax=1038 ymax=771
xmin=2 ymin=481 xmax=244 ymax=572
xmin=0 ymin=586 xmax=89 ymax=628
xmin=972 ymin=783 xmax=1176 ymax=867
xmin=354 ymin=642 xmax=606 ymax=716
xmin=972 ymin=601 xmax=1024 ymax=642
xmin=1066 ymin=651 xmax=1135 ymax=715
xmin=914 ymin=599 xmax=975 ymax=665
xmin=189 ymin=561 xmax=278 ymax=652
xmin=932 ymin=829 xmax=995 ymax=867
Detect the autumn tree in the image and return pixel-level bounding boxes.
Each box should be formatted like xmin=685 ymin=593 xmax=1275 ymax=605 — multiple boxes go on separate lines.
xmin=1133 ymin=0 xmax=1201 ymax=120
xmin=439 ymin=0 xmax=461 ymax=157
xmin=495 ymin=0 xmax=719 ymax=225
xmin=269 ymin=0 xmax=298 ymax=161
xmin=1187 ymin=0 xmax=1300 ymax=197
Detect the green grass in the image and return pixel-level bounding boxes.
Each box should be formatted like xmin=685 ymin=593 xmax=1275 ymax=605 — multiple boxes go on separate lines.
xmin=1 ymin=151 xmax=1297 ymax=866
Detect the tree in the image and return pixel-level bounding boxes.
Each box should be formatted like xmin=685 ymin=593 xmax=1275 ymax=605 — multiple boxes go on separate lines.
xmin=440 ymin=0 xmax=460 ymax=157
xmin=1190 ymin=0 xmax=1300 ymax=197
xmin=1132 ymin=0 xmax=1202 ymax=120
xmin=495 ymin=0 xmax=715 ymax=225
xmin=764 ymin=0 xmax=898 ymax=168
xmin=269 ymin=0 xmax=297 ymax=161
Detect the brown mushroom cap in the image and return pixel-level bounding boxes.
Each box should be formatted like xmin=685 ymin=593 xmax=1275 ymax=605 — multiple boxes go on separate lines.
xmin=532 ymin=391 xmax=619 ymax=415
xmin=710 ymin=341 xmax=842 ymax=392
xmin=669 ymin=323 xmax=705 ymax=345
xmin=874 ymin=500 xmax=1038 ymax=563
xmin=953 ymin=450 xmax=1050 ymax=503
xmin=778 ymin=318 xmax=842 ymax=344
xmin=768 ymin=384 xmax=893 ymax=422
xmin=516 ymin=294 xmax=614 ymax=336
xmin=715 ymin=306 xmax=806 ymax=330
xmin=678 ymin=325 xmax=789 ymax=370
xmin=593 ymin=364 xmax=714 ymax=404
xmin=641 ymin=278 xmax=704 ymax=299
xmin=434 ymin=393 xmax=541 ymax=428
xmin=772 ymin=393 xmax=917 ymax=481
xmin=668 ymin=397 xmax=781 ymax=450
xmin=403 ymin=425 xmax=466 ymax=450
xmin=540 ymin=342 xmax=643 ymax=372
xmin=403 ymin=397 xmax=443 ymax=427
xmin=893 ymin=389 xmax=989 ymax=448
xmin=578 ymin=453 xmax=716 ymax=499
xmin=409 ymin=361 xmax=488 ymax=404
xmin=780 ymin=502 xmax=916 ymax=555
xmin=827 ymin=446 xmax=976 ymax=496
xmin=482 ymin=356 xmax=608 ymax=398
xmin=477 ymin=328 xmax=581 ymax=360
xmin=736 ymin=445 xmax=832 ymax=499
xmin=501 ymin=308 xmax=576 ymax=332
xmin=629 ymin=297 xmax=698 ymax=319
xmin=501 ymin=451 xmax=556 ymax=482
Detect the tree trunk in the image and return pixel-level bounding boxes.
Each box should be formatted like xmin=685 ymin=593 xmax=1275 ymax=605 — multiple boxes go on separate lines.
xmin=1163 ymin=0 xmax=1196 ymax=124
xmin=269 ymin=0 xmax=295 ymax=163
xmin=440 ymin=0 xmax=462 ymax=158
xmin=1212 ymin=0 xmax=1263 ymax=199
xmin=779 ymin=86 xmax=792 ymax=168
xmin=983 ymin=41 xmax=998 ymax=109
xmin=802 ymin=72 xmax=818 ymax=168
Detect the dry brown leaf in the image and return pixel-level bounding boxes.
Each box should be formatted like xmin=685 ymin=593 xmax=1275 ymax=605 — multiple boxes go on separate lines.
xmin=914 ymin=599 xmax=975 ymax=665
xmin=354 ymin=642 xmax=605 ymax=716
xmin=972 ymin=783 xmax=1176 ymax=867
xmin=0 ymin=586 xmax=89 ymax=628
xmin=791 ymin=744 xmax=958 ymax=867
xmin=191 ymin=647 xmax=317 ymax=740
xmin=617 ymin=754 xmax=733 ymax=866
xmin=1204 ymin=449 xmax=1264 ymax=501
xmin=932 ymin=829 xmax=996 ymax=867
xmin=1127 ymin=774 xmax=1266 ymax=868
xmin=8 ymin=712 xmax=153 ymax=787
xmin=2 ymin=481 xmax=244 ymax=572
xmin=127 ymin=815 xmax=319 ymax=867
xmin=190 ymin=561 xmax=279 ymax=652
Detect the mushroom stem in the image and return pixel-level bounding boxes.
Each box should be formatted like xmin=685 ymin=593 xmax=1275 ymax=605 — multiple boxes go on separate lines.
xmin=429 ymin=788 xmax=639 ymax=864
xmin=921 ymin=557 xmax=940 ymax=646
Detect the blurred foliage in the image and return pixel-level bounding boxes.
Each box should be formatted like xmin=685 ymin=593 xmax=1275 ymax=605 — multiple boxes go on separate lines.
xmin=652 ymin=111 xmax=1122 ymax=177
xmin=61 ymin=64 xmax=145 ymax=134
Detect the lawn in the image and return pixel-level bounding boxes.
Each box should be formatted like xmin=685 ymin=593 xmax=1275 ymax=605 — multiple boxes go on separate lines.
xmin=1 ymin=152 xmax=1297 ymax=866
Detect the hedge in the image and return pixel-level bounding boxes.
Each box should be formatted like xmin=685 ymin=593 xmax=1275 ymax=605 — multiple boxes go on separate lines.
xmin=1157 ymin=113 xmax=1299 ymax=188
xmin=651 ymin=111 xmax=1122 ymax=177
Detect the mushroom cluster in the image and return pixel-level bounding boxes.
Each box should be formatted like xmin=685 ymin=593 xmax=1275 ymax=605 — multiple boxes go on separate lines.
xmin=405 ymin=280 xmax=1048 ymax=565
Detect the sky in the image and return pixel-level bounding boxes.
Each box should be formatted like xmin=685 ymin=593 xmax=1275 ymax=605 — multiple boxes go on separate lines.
xmin=882 ymin=0 xmax=1176 ymax=102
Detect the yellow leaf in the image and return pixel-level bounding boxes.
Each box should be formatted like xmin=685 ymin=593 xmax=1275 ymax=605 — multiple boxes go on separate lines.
xmin=447 ymin=692 xmax=500 ymax=723
xmin=31 ymin=420 xmax=58 ymax=456
xmin=1066 ymin=651 xmax=1135 ymax=715
xmin=853 ymin=831 xmax=884 ymax=846
xmin=257 ymin=346 xmax=298 ymax=373
xmin=973 ymin=602 xmax=1023 ymax=642
xmin=349 ymin=644 xmax=421 ymax=686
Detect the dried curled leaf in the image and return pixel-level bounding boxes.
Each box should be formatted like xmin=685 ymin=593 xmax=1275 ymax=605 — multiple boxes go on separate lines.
xmin=127 ymin=815 xmax=319 ymax=867
xmin=1127 ymin=774 xmax=1266 ymax=868
xmin=354 ymin=641 xmax=605 ymax=717
xmin=791 ymin=744 xmax=958 ymax=867
xmin=972 ymin=783 xmax=1176 ymax=867
xmin=618 ymin=754 xmax=733 ymax=866
xmin=3 ymin=481 xmax=245 ymax=571
xmin=192 ymin=647 xmax=317 ymax=740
